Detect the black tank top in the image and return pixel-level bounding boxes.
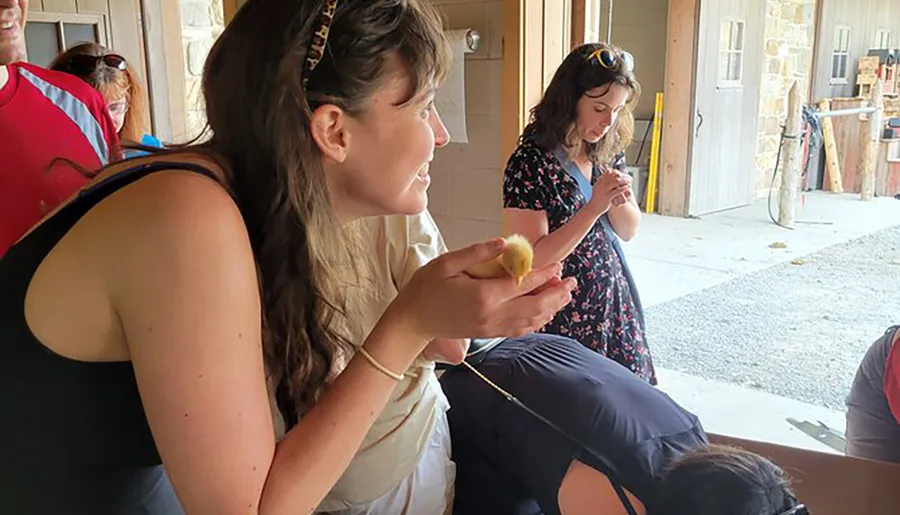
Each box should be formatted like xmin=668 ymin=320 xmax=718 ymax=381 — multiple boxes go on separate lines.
xmin=0 ymin=162 xmax=216 ymax=514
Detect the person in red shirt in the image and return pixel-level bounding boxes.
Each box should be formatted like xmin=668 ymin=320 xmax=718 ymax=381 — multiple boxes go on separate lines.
xmin=846 ymin=325 xmax=900 ymax=463
xmin=0 ymin=0 xmax=120 ymax=256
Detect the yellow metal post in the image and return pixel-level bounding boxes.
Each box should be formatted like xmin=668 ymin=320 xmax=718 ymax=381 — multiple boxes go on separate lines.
xmin=644 ymin=92 xmax=664 ymax=214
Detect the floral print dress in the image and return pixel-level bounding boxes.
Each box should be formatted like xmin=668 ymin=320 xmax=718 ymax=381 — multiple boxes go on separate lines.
xmin=502 ymin=139 xmax=656 ymax=384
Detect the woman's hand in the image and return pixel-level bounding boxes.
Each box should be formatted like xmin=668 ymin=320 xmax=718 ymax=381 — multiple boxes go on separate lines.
xmin=385 ymin=238 xmax=575 ymax=347
xmin=588 ymin=171 xmax=631 ymax=216
xmin=423 ymin=338 xmax=471 ymax=364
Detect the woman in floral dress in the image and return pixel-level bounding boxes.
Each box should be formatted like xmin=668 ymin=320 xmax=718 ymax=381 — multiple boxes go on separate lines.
xmin=502 ymin=42 xmax=656 ymax=384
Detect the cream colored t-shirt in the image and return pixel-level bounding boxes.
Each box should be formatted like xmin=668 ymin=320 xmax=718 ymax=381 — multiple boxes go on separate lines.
xmin=315 ymin=211 xmax=452 ymax=509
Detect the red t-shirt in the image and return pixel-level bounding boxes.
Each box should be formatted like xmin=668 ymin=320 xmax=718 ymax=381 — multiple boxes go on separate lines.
xmin=0 ymin=62 xmax=120 ymax=256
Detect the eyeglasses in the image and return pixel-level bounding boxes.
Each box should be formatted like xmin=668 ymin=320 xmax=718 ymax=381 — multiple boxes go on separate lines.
xmin=775 ymin=503 xmax=809 ymax=515
xmin=588 ymin=47 xmax=635 ymax=74
xmin=59 ymin=53 xmax=127 ymax=75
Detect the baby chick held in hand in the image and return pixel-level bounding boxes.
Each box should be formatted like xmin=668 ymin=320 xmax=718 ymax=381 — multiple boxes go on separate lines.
xmin=465 ymin=234 xmax=534 ymax=286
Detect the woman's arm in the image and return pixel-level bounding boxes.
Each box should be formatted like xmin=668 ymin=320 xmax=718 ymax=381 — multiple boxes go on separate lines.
xmin=108 ymin=174 xmax=573 ymax=514
xmin=605 ymin=154 xmax=642 ymax=241
xmin=109 ymin=173 xmax=426 ymax=515
xmin=502 ymin=206 xmax=603 ymax=269
xmin=385 ymin=211 xmax=471 ymax=364
xmin=607 ymin=193 xmax=641 ymax=241
xmin=502 ymin=146 xmax=631 ymax=267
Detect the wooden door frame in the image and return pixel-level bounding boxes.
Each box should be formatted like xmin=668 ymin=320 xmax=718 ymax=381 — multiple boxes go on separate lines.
xmin=223 ymin=0 xmax=243 ymax=24
xmin=500 ymin=0 xmax=573 ymax=167
xmin=656 ymin=0 xmax=698 ymax=217
xmin=140 ymin=0 xmax=188 ymax=142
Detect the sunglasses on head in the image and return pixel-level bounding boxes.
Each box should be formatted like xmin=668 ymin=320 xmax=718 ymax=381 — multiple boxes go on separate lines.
xmin=588 ymin=47 xmax=635 ymax=74
xmin=60 ymin=53 xmax=127 ymax=75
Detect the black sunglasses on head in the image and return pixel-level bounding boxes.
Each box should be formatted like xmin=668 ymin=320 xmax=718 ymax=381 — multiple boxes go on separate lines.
xmin=588 ymin=47 xmax=635 ymax=74
xmin=59 ymin=53 xmax=127 ymax=75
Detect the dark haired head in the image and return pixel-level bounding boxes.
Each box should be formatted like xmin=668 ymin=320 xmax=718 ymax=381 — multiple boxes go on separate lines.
xmin=524 ymin=42 xmax=640 ymax=164
xmin=198 ymin=0 xmax=450 ymax=426
xmin=652 ymin=445 xmax=803 ymax=515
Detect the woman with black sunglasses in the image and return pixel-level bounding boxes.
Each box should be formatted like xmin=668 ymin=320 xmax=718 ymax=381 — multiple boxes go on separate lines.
xmin=501 ymin=43 xmax=655 ymax=385
xmin=50 ymin=42 xmax=162 ymax=157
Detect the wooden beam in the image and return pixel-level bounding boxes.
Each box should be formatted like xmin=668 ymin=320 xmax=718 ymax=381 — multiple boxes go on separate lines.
xmin=500 ymin=0 xmax=525 ymax=166
xmin=778 ymin=82 xmax=803 ymax=227
xmin=222 ymin=0 xmax=243 ymax=25
xmin=859 ymin=79 xmax=884 ymax=201
xmin=542 ymin=0 xmax=565 ymax=89
xmin=140 ymin=0 xmax=187 ymax=141
xmin=500 ymin=0 xmax=573 ymax=167
xmin=570 ymin=0 xmax=586 ymax=48
xmin=658 ymin=0 xmax=698 ymax=217
xmin=522 ymin=0 xmax=544 ymax=123
xmin=818 ymin=99 xmax=844 ymax=193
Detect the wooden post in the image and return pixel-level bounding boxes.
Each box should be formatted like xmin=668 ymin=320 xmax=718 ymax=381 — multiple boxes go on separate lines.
xmin=876 ymin=141 xmax=889 ymax=196
xmin=818 ymin=99 xmax=844 ymax=193
xmin=658 ymin=0 xmax=698 ymax=217
xmin=778 ymin=82 xmax=803 ymax=228
xmin=859 ymin=79 xmax=884 ymax=201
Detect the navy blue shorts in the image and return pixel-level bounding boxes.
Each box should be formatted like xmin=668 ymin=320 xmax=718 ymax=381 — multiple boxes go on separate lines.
xmin=440 ymin=333 xmax=706 ymax=515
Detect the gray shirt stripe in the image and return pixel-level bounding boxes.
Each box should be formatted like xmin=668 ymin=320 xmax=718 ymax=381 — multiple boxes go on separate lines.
xmin=18 ymin=67 xmax=110 ymax=165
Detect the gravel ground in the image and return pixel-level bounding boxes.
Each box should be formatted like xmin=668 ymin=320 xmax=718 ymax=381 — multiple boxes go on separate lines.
xmin=645 ymin=225 xmax=900 ymax=411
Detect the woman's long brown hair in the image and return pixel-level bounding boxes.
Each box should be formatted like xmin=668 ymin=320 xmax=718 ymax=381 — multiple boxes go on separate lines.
xmin=524 ymin=42 xmax=641 ymax=166
xmin=200 ymin=0 xmax=450 ymax=426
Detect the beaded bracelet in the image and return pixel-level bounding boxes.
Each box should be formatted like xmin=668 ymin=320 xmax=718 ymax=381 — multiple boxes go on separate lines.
xmin=357 ymin=347 xmax=404 ymax=381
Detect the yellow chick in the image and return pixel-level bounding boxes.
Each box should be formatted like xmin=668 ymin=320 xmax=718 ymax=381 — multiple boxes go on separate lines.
xmin=465 ymin=234 xmax=534 ymax=286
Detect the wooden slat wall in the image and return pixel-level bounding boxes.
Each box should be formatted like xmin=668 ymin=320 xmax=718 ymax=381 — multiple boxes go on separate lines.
xmin=77 ymin=0 xmax=110 ymax=13
xmin=811 ymin=0 xmax=900 ymax=102
xmin=830 ymin=97 xmax=865 ymax=192
xmin=140 ymin=0 xmax=188 ymax=141
xmin=570 ymin=0 xmax=586 ymax=48
xmin=501 ymin=0 xmax=571 ymax=163
xmin=542 ymin=0 xmax=566 ymax=89
xmin=500 ymin=0 xmax=525 ymax=164
xmin=42 ymin=0 xmax=76 ymax=12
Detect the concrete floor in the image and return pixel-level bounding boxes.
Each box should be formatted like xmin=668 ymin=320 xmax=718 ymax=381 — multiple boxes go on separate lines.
xmin=624 ymin=192 xmax=900 ymax=452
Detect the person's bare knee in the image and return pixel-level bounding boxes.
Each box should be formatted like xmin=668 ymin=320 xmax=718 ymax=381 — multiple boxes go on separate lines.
xmin=557 ymin=459 xmax=645 ymax=515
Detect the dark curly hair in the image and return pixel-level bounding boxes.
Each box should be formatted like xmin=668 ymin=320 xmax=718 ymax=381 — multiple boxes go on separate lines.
xmin=523 ymin=42 xmax=640 ymax=165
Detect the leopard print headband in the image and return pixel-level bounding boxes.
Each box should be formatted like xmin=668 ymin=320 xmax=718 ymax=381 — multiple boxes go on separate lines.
xmin=302 ymin=0 xmax=338 ymax=88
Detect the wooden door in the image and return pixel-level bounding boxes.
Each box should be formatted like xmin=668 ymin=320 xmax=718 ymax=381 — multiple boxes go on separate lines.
xmin=26 ymin=0 xmax=152 ymax=134
xmin=688 ymin=0 xmax=765 ymax=216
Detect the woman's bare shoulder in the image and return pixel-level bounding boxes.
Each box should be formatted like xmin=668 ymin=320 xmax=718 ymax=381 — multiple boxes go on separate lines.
xmin=72 ymin=151 xmax=254 ymax=290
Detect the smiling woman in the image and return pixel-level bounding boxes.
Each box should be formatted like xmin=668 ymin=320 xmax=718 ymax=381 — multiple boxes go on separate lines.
xmin=0 ymin=0 xmax=574 ymax=513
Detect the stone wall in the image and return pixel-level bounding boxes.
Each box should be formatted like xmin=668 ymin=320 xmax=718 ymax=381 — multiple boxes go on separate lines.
xmin=754 ymin=0 xmax=817 ymax=196
xmin=180 ymin=0 xmax=224 ymax=140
